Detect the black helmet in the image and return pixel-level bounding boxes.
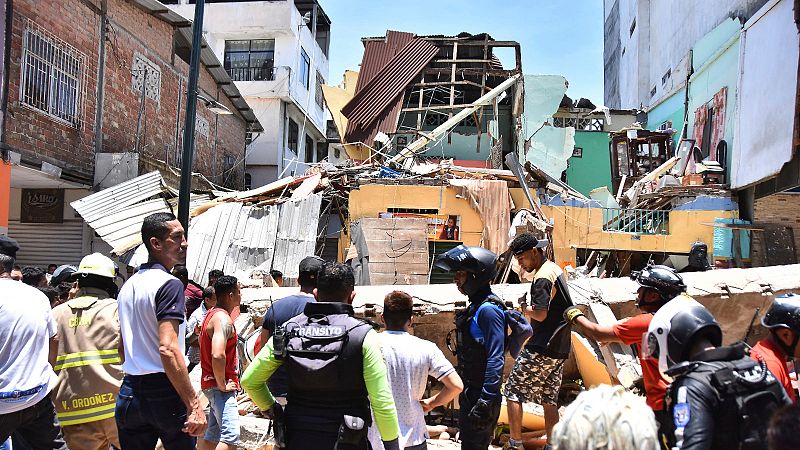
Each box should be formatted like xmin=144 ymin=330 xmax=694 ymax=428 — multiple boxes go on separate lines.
xmin=762 ymin=294 xmax=800 ymax=333
xmin=433 ymin=245 xmax=497 ymax=296
xmin=646 ymin=297 xmax=722 ymax=372
xmin=50 ymin=264 xmax=77 ymax=287
xmin=631 ymin=264 xmax=686 ymax=301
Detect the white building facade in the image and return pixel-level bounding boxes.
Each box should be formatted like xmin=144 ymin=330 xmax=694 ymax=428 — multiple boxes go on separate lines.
xmin=168 ymin=0 xmax=331 ymax=188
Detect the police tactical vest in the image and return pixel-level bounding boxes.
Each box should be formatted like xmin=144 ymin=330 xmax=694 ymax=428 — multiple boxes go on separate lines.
xmin=51 ymin=290 xmax=123 ymax=426
xmin=284 ymin=303 xmax=373 ymax=412
xmin=677 ymin=356 xmax=788 ymax=449
xmin=454 ymin=294 xmax=505 ymax=387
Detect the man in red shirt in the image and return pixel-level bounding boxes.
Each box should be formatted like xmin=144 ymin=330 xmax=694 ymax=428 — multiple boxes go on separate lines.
xmin=751 ymin=293 xmax=800 ymax=402
xmin=564 ymin=265 xmax=687 ymax=447
xmin=198 ymin=276 xmax=241 ymax=450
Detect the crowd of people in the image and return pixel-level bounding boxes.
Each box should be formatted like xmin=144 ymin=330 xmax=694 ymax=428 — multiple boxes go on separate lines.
xmin=0 ymin=212 xmax=799 ymax=450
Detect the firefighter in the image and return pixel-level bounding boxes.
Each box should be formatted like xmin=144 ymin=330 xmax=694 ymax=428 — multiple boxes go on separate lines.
xmin=51 ymin=253 xmax=123 ymax=450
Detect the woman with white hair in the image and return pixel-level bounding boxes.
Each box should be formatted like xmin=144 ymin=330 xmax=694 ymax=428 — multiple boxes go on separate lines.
xmin=551 ymin=385 xmax=660 ymax=450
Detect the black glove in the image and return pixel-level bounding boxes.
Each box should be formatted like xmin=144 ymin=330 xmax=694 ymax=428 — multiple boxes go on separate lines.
xmin=382 ymin=438 xmax=400 ymax=450
xmin=468 ymin=398 xmax=493 ymax=427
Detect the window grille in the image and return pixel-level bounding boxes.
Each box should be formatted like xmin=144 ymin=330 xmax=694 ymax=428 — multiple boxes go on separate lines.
xmin=20 ymin=20 xmax=87 ymax=127
xmin=315 ymin=71 xmax=324 ymax=108
xmin=131 ymin=52 xmax=161 ymax=103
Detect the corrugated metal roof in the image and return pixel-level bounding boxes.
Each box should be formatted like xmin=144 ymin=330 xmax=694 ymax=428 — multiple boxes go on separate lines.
xmin=70 ymin=172 xmax=172 ymax=254
xmin=185 ymin=194 xmax=322 ymax=285
xmin=272 ymin=193 xmax=323 ymax=279
xmin=343 ymin=31 xmax=430 ymax=145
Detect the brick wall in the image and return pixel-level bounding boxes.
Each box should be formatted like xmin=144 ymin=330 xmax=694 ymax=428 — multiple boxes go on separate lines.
xmin=751 ymin=193 xmax=800 ymax=265
xmin=4 ymin=0 xmax=247 ymax=187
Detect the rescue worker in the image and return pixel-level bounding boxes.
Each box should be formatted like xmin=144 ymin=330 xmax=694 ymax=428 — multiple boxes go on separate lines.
xmin=240 ymin=262 xmax=400 ymax=450
xmin=50 ymin=253 xmax=123 ymax=450
xmin=646 ymin=298 xmax=791 ymax=450
xmin=751 ymin=293 xmax=800 ymax=402
xmin=433 ymin=245 xmax=505 ymax=450
xmin=564 ymin=264 xmax=687 ymax=445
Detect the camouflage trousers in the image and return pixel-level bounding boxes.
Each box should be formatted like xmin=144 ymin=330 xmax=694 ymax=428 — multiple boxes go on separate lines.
xmin=502 ymin=348 xmax=565 ymax=405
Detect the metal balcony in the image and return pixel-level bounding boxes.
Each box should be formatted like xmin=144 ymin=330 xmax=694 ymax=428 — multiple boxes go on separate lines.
xmin=602 ymin=208 xmax=669 ymax=235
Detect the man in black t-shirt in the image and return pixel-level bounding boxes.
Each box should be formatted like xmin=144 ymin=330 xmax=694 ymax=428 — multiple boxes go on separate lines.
xmin=257 ymin=256 xmax=325 ymax=398
xmin=503 ymin=233 xmax=573 ymax=450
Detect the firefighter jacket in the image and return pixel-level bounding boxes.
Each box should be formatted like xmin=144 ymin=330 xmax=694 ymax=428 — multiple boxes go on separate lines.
xmin=50 ymin=288 xmax=123 ymax=426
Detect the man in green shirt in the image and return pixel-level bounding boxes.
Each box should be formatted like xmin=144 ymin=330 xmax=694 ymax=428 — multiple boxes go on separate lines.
xmin=241 ymin=263 xmax=400 ymax=450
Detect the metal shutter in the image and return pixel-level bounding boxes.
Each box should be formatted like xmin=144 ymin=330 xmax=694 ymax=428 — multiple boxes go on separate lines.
xmin=7 ymin=220 xmax=86 ymax=267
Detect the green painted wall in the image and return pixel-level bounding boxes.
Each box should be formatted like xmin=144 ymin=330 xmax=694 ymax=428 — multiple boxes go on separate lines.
xmin=647 ymin=88 xmax=686 ymax=150
xmin=565 ymin=131 xmax=612 ymax=196
xmin=687 ymin=19 xmax=740 ymax=173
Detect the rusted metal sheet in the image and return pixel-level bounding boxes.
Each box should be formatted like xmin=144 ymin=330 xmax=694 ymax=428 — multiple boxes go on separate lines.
xmin=343 ymin=31 xmax=435 ymax=145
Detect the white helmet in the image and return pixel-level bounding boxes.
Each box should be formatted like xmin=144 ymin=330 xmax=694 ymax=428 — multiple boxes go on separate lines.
xmin=644 ymin=297 xmax=722 ymax=373
xmin=74 ymin=253 xmax=116 ymax=279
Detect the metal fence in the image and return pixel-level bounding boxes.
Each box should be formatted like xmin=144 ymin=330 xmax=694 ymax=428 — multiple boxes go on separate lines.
xmin=226 ymin=66 xmax=275 ymax=82
xmin=602 ymin=208 xmax=669 ymax=235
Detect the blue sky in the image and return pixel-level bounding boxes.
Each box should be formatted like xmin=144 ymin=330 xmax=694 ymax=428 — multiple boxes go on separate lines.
xmin=323 ymin=0 xmax=605 ymax=103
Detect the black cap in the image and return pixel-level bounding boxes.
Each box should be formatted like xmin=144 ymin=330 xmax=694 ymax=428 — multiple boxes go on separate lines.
xmin=509 ymin=232 xmax=549 ymax=255
xmin=298 ymin=256 xmax=325 ymax=275
xmin=0 ymin=235 xmax=19 ymax=258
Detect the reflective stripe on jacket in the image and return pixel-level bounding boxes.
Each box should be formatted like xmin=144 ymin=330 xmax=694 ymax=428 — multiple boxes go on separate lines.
xmin=50 ymin=288 xmax=123 ymax=426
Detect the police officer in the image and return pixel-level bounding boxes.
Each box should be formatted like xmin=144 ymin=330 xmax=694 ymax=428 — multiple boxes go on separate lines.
xmin=433 ymin=245 xmax=504 ymax=450
xmin=51 ymin=253 xmax=123 ymax=450
xmin=646 ymin=298 xmax=791 ymax=450
xmin=751 ymin=294 xmax=800 ymax=402
xmin=566 ymin=265 xmax=687 ymax=445
xmin=241 ymin=263 xmax=400 ymax=450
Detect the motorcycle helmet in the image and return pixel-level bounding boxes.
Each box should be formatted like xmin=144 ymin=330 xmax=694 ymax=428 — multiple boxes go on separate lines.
xmin=433 ymin=245 xmax=497 ymax=296
xmin=645 ymin=297 xmax=722 ymax=372
xmin=631 ymin=265 xmax=686 ymax=302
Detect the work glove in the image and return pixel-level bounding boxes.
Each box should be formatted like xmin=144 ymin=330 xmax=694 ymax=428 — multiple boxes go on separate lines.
xmin=563 ymin=306 xmax=585 ymax=323
xmin=468 ymin=398 xmax=493 ymax=428
xmin=382 ymin=438 xmax=400 ymax=450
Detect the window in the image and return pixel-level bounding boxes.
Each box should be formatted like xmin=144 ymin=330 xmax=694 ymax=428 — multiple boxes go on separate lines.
xmin=287 ymin=119 xmax=299 ymax=154
xmin=224 ymin=39 xmax=275 ymax=81
xmin=305 ymin=134 xmax=314 ymax=163
xmin=316 ymin=142 xmax=327 ymax=163
xmin=20 ymin=21 xmax=87 ymax=127
xmin=299 ymin=47 xmax=310 ymax=89
xmin=629 ymin=18 xmax=636 ymax=36
xmin=662 ymin=68 xmax=672 ymax=86
xmin=650 ymin=85 xmax=657 ymax=97
xmin=315 ymin=71 xmax=325 ymax=109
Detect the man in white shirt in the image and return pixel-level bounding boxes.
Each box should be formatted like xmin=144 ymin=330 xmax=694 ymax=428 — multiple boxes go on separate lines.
xmin=115 ymin=212 xmax=206 ymax=450
xmin=0 ymin=235 xmax=67 ymax=449
xmin=369 ymin=291 xmax=463 ymax=450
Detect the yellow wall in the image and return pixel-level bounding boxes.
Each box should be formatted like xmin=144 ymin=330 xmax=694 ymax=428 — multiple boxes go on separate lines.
xmin=344 ymin=184 xmax=738 ymax=266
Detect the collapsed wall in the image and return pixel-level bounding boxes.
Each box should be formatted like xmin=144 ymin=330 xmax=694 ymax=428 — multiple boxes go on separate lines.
xmin=242 ymin=264 xmax=800 ymax=376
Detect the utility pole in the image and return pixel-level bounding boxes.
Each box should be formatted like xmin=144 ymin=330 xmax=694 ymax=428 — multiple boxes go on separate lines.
xmin=178 ymin=0 xmax=205 ymax=233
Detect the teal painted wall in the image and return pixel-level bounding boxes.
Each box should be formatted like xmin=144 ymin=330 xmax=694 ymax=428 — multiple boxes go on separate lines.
xmin=647 ymin=88 xmax=686 ymax=150
xmin=397 ymin=106 xmax=513 ymax=161
xmin=565 ymin=131 xmax=612 ymax=196
xmin=687 ymin=19 xmax=740 ymax=173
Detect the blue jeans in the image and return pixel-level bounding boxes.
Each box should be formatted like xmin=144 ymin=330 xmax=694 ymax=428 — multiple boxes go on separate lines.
xmin=115 ymin=374 xmax=194 ymax=450
xmin=0 ymin=397 xmax=66 ymax=450
xmin=202 ymin=389 xmax=239 ymax=445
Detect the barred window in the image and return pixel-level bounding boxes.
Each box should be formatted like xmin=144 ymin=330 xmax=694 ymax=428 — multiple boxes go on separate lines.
xmin=20 ymin=21 xmax=87 ymax=127
xmin=315 ymin=71 xmax=324 ymax=109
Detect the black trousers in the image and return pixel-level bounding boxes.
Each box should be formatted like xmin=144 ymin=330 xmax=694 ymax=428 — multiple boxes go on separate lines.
xmin=0 ymin=396 xmax=67 ymax=450
xmin=285 ymin=405 xmax=371 ymax=450
xmin=458 ymin=386 xmax=501 ymax=450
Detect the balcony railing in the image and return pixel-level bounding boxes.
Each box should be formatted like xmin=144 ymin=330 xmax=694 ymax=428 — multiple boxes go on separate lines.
xmin=602 ymin=208 xmax=669 ymax=235
xmin=226 ymin=66 xmax=275 ymax=82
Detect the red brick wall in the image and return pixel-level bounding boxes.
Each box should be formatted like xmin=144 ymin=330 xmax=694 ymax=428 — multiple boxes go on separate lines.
xmin=4 ymin=0 xmax=247 ymax=187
